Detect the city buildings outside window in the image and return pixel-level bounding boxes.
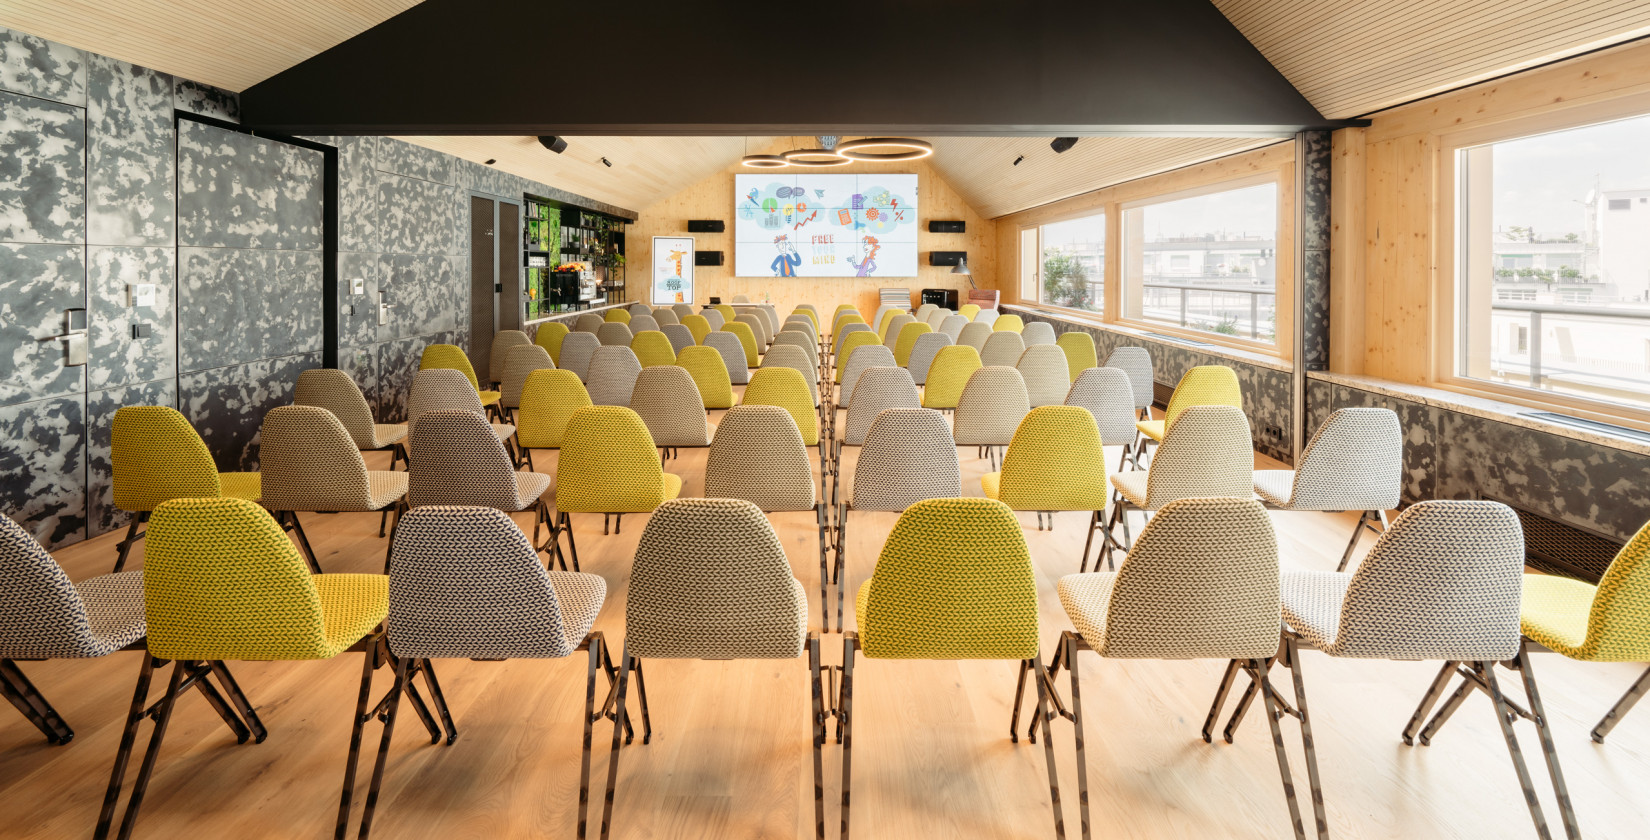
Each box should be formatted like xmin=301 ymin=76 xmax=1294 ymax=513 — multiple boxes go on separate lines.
xmin=1037 ymin=214 xmax=1105 ymax=314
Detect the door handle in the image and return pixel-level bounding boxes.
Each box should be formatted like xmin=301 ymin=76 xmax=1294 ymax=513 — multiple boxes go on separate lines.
xmin=38 ymin=308 xmax=87 ymax=366
xmin=378 ymin=292 xmax=392 ymax=326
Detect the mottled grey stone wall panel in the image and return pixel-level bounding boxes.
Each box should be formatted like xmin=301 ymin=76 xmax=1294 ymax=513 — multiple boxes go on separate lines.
xmin=338 ymin=252 xmax=380 ymax=348
xmin=1297 ymin=129 xmax=1331 ymax=372
xmin=180 ymin=352 xmax=319 ymax=472
xmin=380 ymin=254 xmax=459 ymax=341
xmin=378 ymin=173 xmax=459 ymax=255
xmin=338 ymin=346 xmax=380 ymax=417
xmin=88 ymin=246 xmax=175 ymax=391
xmin=86 ymin=378 xmax=175 ymax=536
xmin=0 ymin=27 xmax=85 ymax=106
xmin=178 ymin=121 xmax=323 ymax=250
xmin=377 ymin=138 xmax=453 ymax=185
xmin=87 ymin=56 xmax=174 ymax=246
xmin=178 ymin=247 xmax=258 ymax=372
xmin=0 ymin=244 xmax=86 ymax=407
xmin=0 ymin=394 xmax=85 ymax=548
xmin=265 ymin=249 xmax=325 ymax=360
xmin=0 ymin=91 xmax=85 ymax=245
xmin=173 ymin=79 xmax=239 ymax=122
xmin=375 ymin=336 xmax=424 ymax=423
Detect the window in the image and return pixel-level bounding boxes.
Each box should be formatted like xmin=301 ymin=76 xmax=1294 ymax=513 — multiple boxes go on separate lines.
xmin=1455 ymin=113 xmax=1650 ymax=413
xmin=1036 ymin=213 xmax=1104 ymax=314
xmin=1121 ymin=179 xmax=1279 ymax=344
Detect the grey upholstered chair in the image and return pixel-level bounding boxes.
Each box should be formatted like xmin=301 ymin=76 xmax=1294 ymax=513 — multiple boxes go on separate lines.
xmin=405 ymin=410 xmax=557 ymax=563
xmin=980 ymin=330 xmax=1028 ymax=368
xmin=596 ymin=321 xmax=634 ymax=347
xmin=953 ymin=366 xmax=1030 ymax=470
xmin=973 ymin=308 xmax=1000 ymax=327
xmin=628 ymin=313 xmax=660 ymax=334
xmin=1255 ymin=407 xmax=1403 ymax=572
xmin=486 ymin=329 xmax=531 ymax=388
xmin=938 ymin=314 xmax=968 ymax=341
xmin=701 ymin=307 xmax=725 ymax=330
xmin=924 ymin=308 xmax=950 ymax=329
xmin=1020 ymin=321 xmax=1057 ymax=347
xmin=762 ymin=344 xmax=822 ymax=413
xmin=704 ymin=331 xmax=751 ymax=385
xmin=295 ymin=368 xmax=407 ymax=470
xmin=1105 ymin=346 xmax=1155 ymax=420
xmin=586 ymin=346 xmax=643 ymax=407
xmin=574 ymin=313 xmax=604 ymax=333
xmin=868 ymin=304 xmax=904 ymax=340
xmin=406 ymin=369 xmax=519 ymax=462
xmin=1016 ymin=343 xmax=1072 ymax=408
xmin=1064 ymin=366 xmax=1141 ymax=469
xmin=500 ymin=344 xmax=556 ymax=421
xmin=914 ymin=303 xmax=939 ymax=322
xmin=957 ymin=321 xmax=994 ymax=352
xmin=628 ymin=302 xmax=652 ymax=319
xmin=630 ymin=365 xmax=711 ymax=456
xmin=772 ymin=331 xmax=820 ymax=374
xmin=834 ymin=344 xmax=897 ymax=415
xmin=557 ymin=332 xmax=601 ymax=382
xmin=652 ymin=308 xmax=680 ymax=326
xmin=260 ymin=406 xmax=409 ymax=571
xmin=906 ymin=332 xmax=953 ymax=386
xmin=735 ymin=313 xmax=770 ymax=348
xmin=880 ymin=314 xmax=915 ymax=351
xmin=671 ymin=303 xmax=694 ymax=319
xmin=660 ymin=323 xmax=696 ymax=355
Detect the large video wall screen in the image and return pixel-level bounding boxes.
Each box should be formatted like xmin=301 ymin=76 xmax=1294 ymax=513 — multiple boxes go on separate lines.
xmin=735 ymin=174 xmax=917 ymax=277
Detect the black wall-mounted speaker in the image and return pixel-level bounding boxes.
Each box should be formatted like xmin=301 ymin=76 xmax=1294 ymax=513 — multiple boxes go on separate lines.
xmin=929 ymin=251 xmax=966 ymax=267
xmin=928 ymin=220 xmax=966 ymax=234
xmin=695 ymin=251 xmax=724 ymax=266
xmin=687 ymin=219 xmax=725 ymax=233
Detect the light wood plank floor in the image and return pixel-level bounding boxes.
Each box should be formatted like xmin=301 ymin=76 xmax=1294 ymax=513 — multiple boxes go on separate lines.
xmin=5 ymin=408 xmax=1649 ymax=839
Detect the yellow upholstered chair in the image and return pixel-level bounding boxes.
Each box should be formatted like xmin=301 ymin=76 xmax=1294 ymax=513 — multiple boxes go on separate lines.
xmin=676 ymin=345 xmax=735 ymax=409
xmin=681 ymin=313 xmax=713 ymax=345
xmin=959 ymin=303 xmax=981 ymax=321
xmin=98 ymin=497 xmax=405 ymax=840
xmin=554 ymin=406 xmax=683 ymax=565
xmin=921 ymin=345 xmax=982 ymax=410
xmin=874 ymin=308 xmax=903 ymax=341
xmin=534 ymin=322 xmax=570 ymax=365
xmin=992 ymin=313 xmax=1025 ymax=333
xmin=892 ymin=321 xmax=933 ymax=367
xmin=721 ymin=321 xmax=760 ymax=368
xmin=630 ymin=330 xmax=677 ymax=368
xmin=515 ymin=368 xmax=592 ymax=472
xmin=742 ymin=366 xmax=819 ymax=450
xmin=1135 ymin=364 xmax=1241 ymax=450
xmin=714 ymin=304 xmax=737 ymax=325
xmin=1057 ymin=331 xmax=1098 ymax=380
xmin=420 ymin=344 xmax=503 ymax=420
xmin=841 ymin=497 xmax=1063 ymax=838
xmin=795 ymin=304 xmax=820 ymax=329
xmin=834 ymin=331 xmax=880 ymax=384
xmin=110 ymin=406 xmax=261 ymax=573
xmin=982 ymin=405 xmax=1112 ymax=567
xmin=604 ymin=308 xmax=631 ymax=324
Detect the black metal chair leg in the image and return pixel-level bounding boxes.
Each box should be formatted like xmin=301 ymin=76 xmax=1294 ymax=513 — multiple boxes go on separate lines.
xmin=378 ymin=508 xmax=389 ymax=538
xmin=1254 ymin=659 xmax=1310 ymax=840
xmin=1480 ymin=661 xmax=1556 ymax=840
xmin=808 ymin=634 xmax=827 ymax=840
xmin=1010 ymin=658 xmax=1031 ymax=743
xmin=598 ymin=644 xmax=635 ymax=840
xmin=288 ymin=512 xmax=322 ymax=573
xmin=1336 ymin=510 xmax=1375 ymax=573
xmin=1282 ymin=637 xmax=1329 ymax=840
xmin=109 ymin=658 xmax=187 ymax=840
xmin=181 ymin=660 xmax=251 ymax=744
xmin=0 ymin=658 xmax=73 ymax=744
xmin=839 ymin=635 xmax=857 ymax=837
xmin=1030 ymin=654 xmax=1067 ymax=839
xmin=1514 ymin=646 xmax=1582 ymax=839
xmin=1064 ymin=634 xmax=1091 ymax=840
xmin=418 ymin=659 xmax=457 ymax=745
xmin=577 ymin=634 xmax=604 ymax=840
xmin=1593 ymin=663 xmax=1650 ymax=743
xmin=1417 ymin=667 xmax=1476 ymax=746
xmin=1079 ymin=510 xmax=1099 ymax=573
xmin=95 ymin=655 xmax=158 ymax=839
xmin=1401 ymin=660 xmax=1460 ymax=746
xmin=817 ymin=504 xmax=831 ymax=634
xmin=562 ymin=513 xmax=582 ymax=571
xmin=631 ymin=657 xmax=652 ymax=745
xmin=336 ymin=642 xmax=388 ymax=839
xmin=1203 ymin=659 xmax=1243 ymax=743
xmin=353 ymin=656 xmax=408 ymax=840
xmin=112 ymin=513 xmax=146 ymax=574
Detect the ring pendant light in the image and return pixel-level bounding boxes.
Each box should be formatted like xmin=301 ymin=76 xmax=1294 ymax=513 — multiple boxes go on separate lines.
xmin=780 ymin=148 xmax=851 ymax=167
xmin=740 ymin=154 xmax=789 ymax=168
xmin=836 ymin=137 xmax=933 ymax=162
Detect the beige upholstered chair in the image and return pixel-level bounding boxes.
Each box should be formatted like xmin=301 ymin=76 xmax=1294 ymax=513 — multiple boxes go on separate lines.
xmin=938 ymin=314 xmax=968 ymax=341
xmin=905 ymin=332 xmax=953 ymax=386
xmin=557 ymin=332 xmax=601 ymax=382
xmin=652 ymin=308 xmax=680 ymax=326
xmin=630 ymin=365 xmax=711 ymax=456
xmin=892 ymin=321 xmax=933 ymax=367
xmin=294 ymin=368 xmax=407 ymax=470
xmin=953 ymin=366 xmax=1030 ymax=470
xmin=731 ymin=294 xmax=751 ymax=303
xmin=586 ymin=346 xmax=643 ymax=407
xmin=923 ymin=308 xmax=949 ymax=329
xmin=574 ymin=313 xmax=604 ymax=333
xmin=973 ymin=308 xmax=1001 ymax=327
xmin=835 ymin=344 xmax=896 ymax=415
xmin=596 ymin=321 xmax=634 ymax=347
xmin=628 ymin=314 xmax=660 ymax=334
xmin=914 ymin=303 xmax=939 ymax=321
xmin=406 ymin=369 xmax=519 ymax=463
xmin=1020 ymin=321 xmax=1056 ymax=347
xmin=671 ymin=303 xmax=694 ymax=319
xmin=957 ymin=321 xmax=994 ymax=352
xmin=880 ymin=313 xmax=914 ymax=349
xmin=701 ymin=307 xmax=725 ymax=330
xmin=500 ymin=344 xmax=556 ymax=421
xmin=1064 ymin=366 xmax=1141 ymax=470
xmin=835 ymin=366 xmax=920 ymax=457
xmin=772 ymin=330 xmax=819 ymax=371
xmin=1102 ymin=405 xmax=1253 ymax=569
xmin=868 ymin=304 xmax=904 ymax=340
xmin=406 ymin=410 xmax=557 ymax=565
xmin=660 ymin=323 xmax=696 ymax=355
xmin=703 ymin=331 xmax=751 ymax=385
xmin=487 ymin=330 xmax=531 ymax=388
xmin=1105 ymin=346 xmax=1155 ymax=420
xmin=628 ymin=303 xmax=652 ymax=319
xmin=260 ymin=405 xmax=409 ymax=571
xmin=1016 ymin=343 xmax=1072 ymax=407
xmin=980 ymin=330 xmax=1027 ymax=368
xmin=1256 ymin=407 xmax=1403 ymax=571
xmin=735 ymin=313 xmax=770 ymax=349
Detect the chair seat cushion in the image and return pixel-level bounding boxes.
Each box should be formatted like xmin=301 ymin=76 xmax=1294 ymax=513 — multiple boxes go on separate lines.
xmin=314 ymin=573 xmax=390 ymax=657
xmin=980 ymin=471 xmax=1001 ymax=500
xmin=1109 ymin=471 xmax=1149 ymax=508
xmin=662 ymin=472 xmax=683 ymax=501
xmin=1136 ymin=419 xmax=1165 ymax=442
xmin=514 ymin=472 xmax=553 ymax=508
xmin=219 ymin=472 xmax=261 ymax=502
xmin=370 ymin=423 xmax=408 ymax=448
xmin=1057 ymin=572 xmax=1118 ymax=646
xmin=1253 ymin=470 xmax=1295 ymax=507
xmin=1521 ymin=574 xmax=1597 ymax=659
xmin=546 ymin=571 xmax=608 ymax=650
xmin=367 ymin=471 xmax=409 ymax=510
xmin=1280 ymin=571 xmax=1352 ymax=653
xmin=480 ymin=390 xmax=502 ymax=406
xmin=74 ymin=571 xmax=148 ymax=656
xmin=491 ymin=423 xmax=517 ymax=441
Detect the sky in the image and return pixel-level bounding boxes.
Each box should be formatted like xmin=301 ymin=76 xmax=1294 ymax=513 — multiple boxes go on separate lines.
xmin=1492 ymin=113 xmax=1650 ymax=236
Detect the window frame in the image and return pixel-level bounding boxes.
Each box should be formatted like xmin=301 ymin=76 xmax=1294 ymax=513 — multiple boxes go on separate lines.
xmin=1031 ymin=210 xmax=1108 ymax=314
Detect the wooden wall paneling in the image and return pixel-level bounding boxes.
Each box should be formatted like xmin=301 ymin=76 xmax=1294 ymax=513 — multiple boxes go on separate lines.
xmin=1361 ymin=135 xmax=1436 ymax=384
xmin=1328 ymin=127 xmax=1366 ymax=374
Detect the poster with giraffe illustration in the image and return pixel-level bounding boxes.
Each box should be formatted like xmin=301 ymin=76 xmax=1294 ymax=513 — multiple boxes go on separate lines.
xmin=734 ymin=174 xmax=918 ymax=277
xmin=651 ymin=236 xmax=695 ymax=305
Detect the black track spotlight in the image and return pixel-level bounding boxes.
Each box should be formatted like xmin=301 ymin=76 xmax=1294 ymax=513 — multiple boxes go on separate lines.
xmin=1050 ymin=137 xmax=1079 ymax=154
xmin=600 ymin=157 xmax=612 ymax=168
xmin=483 ymin=158 xmax=496 ymax=165
xmin=537 ymin=135 xmax=568 ymax=154
xmin=1013 ymin=155 xmax=1025 ymax=166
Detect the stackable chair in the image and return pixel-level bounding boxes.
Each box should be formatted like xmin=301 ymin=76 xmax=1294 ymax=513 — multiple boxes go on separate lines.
xmin=704 ymin=331 xmax=751 ymax=385
xmin=841 ymin=497 xmax=1065 ymax=839
xmin=722 ymin=321 xmax=761 ymax=368
xmin=742 ymin=366 xmax=821 ymax=462
xmin=1254 ymin=408 xmax=1402 ymax=572
xmin=660 ymin=323 xmax=696 ymax=355
xmin=834 ymin=345 xmax=897 ymax=418
xmin=914 ymin=303 xmax=939 ymax=322
xmin=0 ymin=515 xmax=149 ymax=745
xmin=892 ymin=321 xmax=933 ymax=366
xmin=906 ymin=332 xmax=953 ymax=385
xmin=1042 ymin=498 xmax=1296 ymax=839
xmin=630 ymin=330 xmax=677 ymax=368
xmin=1064 ymin=367 xmax=1141 ymax=471
xmin=628 ymin=302 xmax=652 ymax=319
xmin=831 ymin=408 xmax=960 ymax=628
xmin=555 ymin=406 xmax=683 ymax=565
xmin=869 ymin=305 xmax=902 ymax=340
xmin=774 ymin=329 xmax=820 ymax=370
xmin=880 ymin=314 xmax=914 ymax=348
xmin=420 ymin=344 xmax=503 ymax=421
xmin=980 ymin=330 xmax=1027 ymax=368
xmin=735 ymin=313 xmax=770 ymax=350
xmin=260 ymin=406 xmax=409 ymax=572
xmin=574 ymin=313 xmax=605 ymax=333
xmin=1206 ymin=501 xmax=1576 ymax=840
xmin=499 ymin=344 xmax=556 ymax=422
xmin=1104 ymin=347 xmax=1155 ymax=421
xmin=357 ymin=506 xmax=611 ymax=840
xmin=974 ymin=309 xmax=1001 ymax=328
xmin=795 ymin=303 xmax=821 ymax=327
xmin=953 ymin=366 xmax=1030 ymax=470
xmin=1017 ymin=344 xmax=1072 ymax=408
xmin=992 ymin=313 xmax=1025 ymax=333
xmin=587 ymin=346 xmax=644 ymax=407
xmin=1101 ymin=405 xmax=1252 ymax=570
xmin=675 ymin=345 xmax=736 ymax=409
xmin=486 ymin=330 xmax=531 ymax=388
xmin=605 ymin=308 xmax=632 ymax=324
xmin=109 ymin=406 xmax=261 ymax=573
xmin=596 ymin=321 xmax=633 ymax=347
xmin=833 ymin=331 xmax=880 ymax=387
xmin=1056 ymin=332 xmax=1098 ymax=381
xmin=1021 ymin=321 xmax=1056 ymax=346
xmin=1134 ymin=365 xmax=1240 ymax=464
xmin=407 ymin=410 xmax=557 ymax=563
xmin=629 ymin=314 xmax=660 ymax=334
xmin=762 ymin=345 xmax=824 ymax=437
xmin=701 ymin=307 xmax=726 ymax=330
xmin=921 ymin=345 xmax=982 ymax=411
xmin=630 ymin=365 xmax=712 ymax=459
xmin=923 ymin=307 xmax=949 ymax=329
xmin=671 ymin=303 xmax=695 ymax=319
xmin=731 ymin=294 xmax=751 ymax=303
xmin=830 ymin=366 xmax=921 ymax=505
xmin=958 ymin=303 xmax=981 ymax=322
xmin=983 ymin=406 xmax=1112 ymax=567
xmin=406 ymin=369 xmax=519 ymax=465
xmin=558 ymin=332 xmax=601 ymax=381
xmin=681 ymin=313 xmax=713 ymax=345
xmin=295 ymin=368 xmax=408 ymax=471
xmin=705 ymin=406 xmax=830 ymax=631
xmin=96 ymin=497 xmax=401 ymax=840
xmin=534 ymin=321 xmax=570 ymax=364
xmin=938 ymin=314 xmax=967 ymax=341
xmin=652 ymin=308 xmax=680 ymax=326
xmin=957 ymin=321 xmax=994 ymax=353
xmin=597 ymin=497 xmax=818 ymax=840
xmin=515 ymin=369 xmax=592 ymax=472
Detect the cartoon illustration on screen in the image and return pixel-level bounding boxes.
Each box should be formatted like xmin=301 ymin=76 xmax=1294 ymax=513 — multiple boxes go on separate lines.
xmin=770 ymin=235 xmax=801 ymax=277
xmin=846 ymin=235 xmax=880 ymax=277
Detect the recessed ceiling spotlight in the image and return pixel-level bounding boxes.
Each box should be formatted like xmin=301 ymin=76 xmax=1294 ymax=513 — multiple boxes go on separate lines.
xmin=601 ymin=157 xmax=612 ymax=168
xmin=537 ymin=135 xmax=568 ymax=154
xmin=1012 ymin=155 xmax=1024 ymax=166
xmin=782 ymin=148 xmax=851 ymax=167
xmin=837 ymin=137 xmax=933 ymax=162
xmin=483 ymin=158 xmax=497 ymax=165
xmin=1050 ymin=137 xmax=1079 ymax=154
xmin=740 ymin=154 xmax=788 ymax=169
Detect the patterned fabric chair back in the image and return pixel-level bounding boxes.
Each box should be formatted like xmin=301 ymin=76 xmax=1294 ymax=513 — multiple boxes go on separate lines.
xmin=704 ymin=331 xmax=751 ymax=385
xmin=705 ymin=406 xmax=816 ymax=513
xmin=953 ymin=367 xmax=1030 ymax=447
xmin=556 ymin=406 xmax=669 ymax=514
xmin=605 ymin=308 xmax=632 ymax=324
xmin=259 ymin=406 xmax=374 ymax=512
xmin=742 ymin=366 xmax=818 ymax=446
xmin=921 ymin=345 xmax=982 ymax=410
xmin=501 ymin=344 xmax=556 ymax=409
xmin=675 ymin=345 xmax=735 ymax=409
xmin=795 ymin=304 xmax=820 ymax=326
xmin=1020 ymin=321 xmax=1056 ymax=346
xmin=893 ymin=322 xmax=933 ymax=366
xmin=860 ymin=498 xmax=1038 ymax=660
xmin=596 ymin=321 xmax=633 ymax=347
xmin=881 ymin=314 xmax=915 ymax=348
xmin=534 ymin=322 xmax=570 ymax=364
xmin=906 ymin=332 xmax=954 ymax=385
xmin=870 ymin=305 xmax=902 ymax=340
xmin=628 ymin=303 xmax=652 ymax=319
xmin=1330 ymin=500 xmax=1524 ymax=661
xmin=957 ymin=321 xmax=993 ymax=352
xmin=914 ymin=303 xmax=939 ymax=321
xmin=958 ymin=303 xmax=980 ymax=322
xmin=388 ymin=507 xmax=602 ymax=660
xmin=111 ymin=406 xmax=224 ymax=512
xmin=556 ymin=332 xmax=600 ymax=381
xmin=783 ymin=316 xmax=817 ymax=343
xmin=735 ymin=313 xmax=770 ymax=347
xmin=731 ymin=294 xmax=751 ymax=303
xmin=974 ymin=309 xmax=1001 ymax=327
xmin=924 ymin=308 xmax=949 ymax=329
xmin=515 ymin=369 xmax=591 ymax=449
xmin=573 ymin=313 xmax=604 ymax=333
xmin=993 ymin=314 xmax=1025 ymax=334
xmin=631 ymin=366 xmax=711 ymax=447
xmin=774 ymin=331 xmax=819 ymax=368
xmin=1581 ymin=521 xmax=1650 ymax=661
xmin=1288 ymin=407 xmax=1403 ymax=511
xmin=681 ymin=314 xmax=713 ymax=344
xmin=660 ymin=324 xmax=696 ymax=355
xmin=671 ymin=303 xmax=695 ymax=319
xmin=408 ymin=411 xmax=522 ymax=509
xmin=587 ymin=345 xmax=643 ymax=407
xmin=834 ymin=330 xmax=878 ymax=382
xmin=627 ymin=498 xmax=807 ymax=659
xmin=629 ymin=314 xmax=661 ymax=334
xmin=722 ymin=321 xmax=760 ymax=368
xmin=980 ymin=331 xmax=1027 ymax=368
xmin=997 ymin=405 xmax=1109 ymax=511
xmin=702 ymin=307 xmax=726 ymax=330
xmin=0 ymin=516 xmax=143 ymax=659
xmin=851 ymin=408 xmax=960 ymax=511
xmin=295 ymin=368 xmax=377 ymax=449
xmin=1104 ymin=346 xmax=1155 ymax=411
xmin=832 ymin=313 xmax=866 ymax=339
xmin=144 ymin=498 xmax=367 ymax=661
xmin=838 ymin=345 xmax=897 ymax=409
xmin=844 ymin=367 xmax=921 ymax=446
xmin=1057 ymin=332 xmax=1099 ymax=380
xmin=1144 ymin=405 xmax=1254 ymax=506
xmin=1164 ymin=365 xmax=1242 ymax=431
xmin=652 ymin=308 xmax=681 ymax=326
xmin=419 ymin=344 xmax=483 ymax=393
xmin=406 ymin=368 xmax=484 ymax=440
xmin=762 ymin=345 xmax=820 ymax=406
xmin=1016 ymin=343 xmax=1072 ymax=408
xmin=938 ymin=314 xmax=968 ymax=341
xmin=1099 ymin=498 xmax=1279 ymax=659
xmin=1064 ymin=367 xmax=1138 ymax=447
xmin=630 ymin=330 xmax=677 ymax=368
xmin=487 ymin=330 xmax=531 ymax=384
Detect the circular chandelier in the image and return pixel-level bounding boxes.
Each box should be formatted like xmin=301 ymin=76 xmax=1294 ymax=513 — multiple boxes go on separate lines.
xmin=836 ymin=137 xmax=933 ymax=162
xmin=781 ymin=148 xmax=851 ymax=167
xmin=739 ymin=154 xmax=789 ymax=169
